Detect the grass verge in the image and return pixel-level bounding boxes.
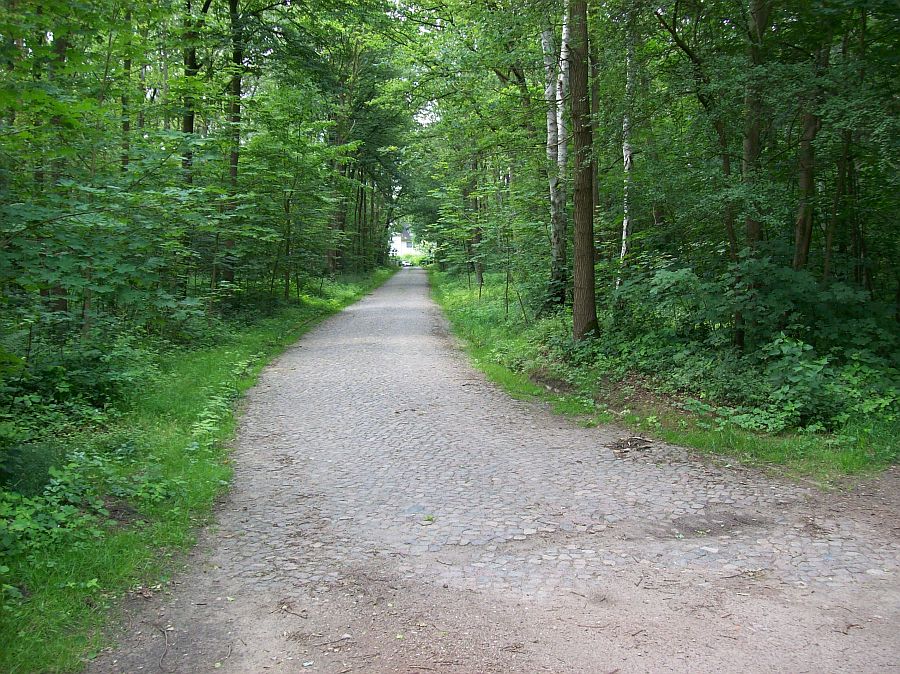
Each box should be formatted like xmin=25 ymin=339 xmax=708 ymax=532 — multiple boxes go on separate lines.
xmin=0 ymin=269 xmax=394 ymax=674
xmin=430 ymin=269 xmax=896 ymax=485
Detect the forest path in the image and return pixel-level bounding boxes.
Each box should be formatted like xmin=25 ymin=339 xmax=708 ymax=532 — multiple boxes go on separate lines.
xmin=89 ymin=269 xmax=899 ymax=673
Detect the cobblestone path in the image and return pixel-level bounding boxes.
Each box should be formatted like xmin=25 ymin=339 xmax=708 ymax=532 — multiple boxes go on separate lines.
xmin=91 ymin=269 xmax=899 ymax=673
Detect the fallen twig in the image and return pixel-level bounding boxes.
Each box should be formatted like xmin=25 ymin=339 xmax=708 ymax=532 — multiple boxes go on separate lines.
xmin=147 ymin=623 xmax=173 ymax=673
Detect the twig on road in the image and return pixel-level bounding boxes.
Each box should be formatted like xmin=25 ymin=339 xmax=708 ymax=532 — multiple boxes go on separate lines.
xmin=145 ymin=622 xmax=173 ymax=673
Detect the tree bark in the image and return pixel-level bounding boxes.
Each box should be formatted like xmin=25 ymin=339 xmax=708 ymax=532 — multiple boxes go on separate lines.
xmin=49 ymin=33 xmax=68 ymax=184
xmin=791 ymin=110 xmax=820 ymax=270
xmin=590 ymin=47 xmax=601 ymax=215
xmin=617 ymin=13 xmax=635 ymax=288
xmin=822 ymin=130 xmax=850 ymax=282
xmin=557 ymin=12 xmax=570 ymax=182
xmin=742 ymin=0 xmax=771 ymax=248
xmin=541 ymin=23 xmax=567 ymax=308
xmin=792 ymin=47 xmax=828 ymax=271
xmin=465 ymin=157 xmax=484 ymax=293
xmin=568 ymin=0 xmax=598 ymax=339
xmin=221 ymin=0 xmax=241 ymax=284
xmin=121 ymin=11 xmax=131 ymax=171
xmin=329 ymin=162 xmax=348 ymax=273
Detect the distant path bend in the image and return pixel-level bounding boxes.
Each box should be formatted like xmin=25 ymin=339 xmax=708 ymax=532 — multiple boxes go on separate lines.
xmin=91 ymin=268 xmax=899 ymax=673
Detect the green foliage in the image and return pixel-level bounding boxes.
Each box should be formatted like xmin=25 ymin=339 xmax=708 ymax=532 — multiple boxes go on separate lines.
xmin=432 ymin=270 xmax=898 ymax=478
xmin=0 ymin=269 xmax=393 ymax=672
xmin=401 ymin=0 xmax=897 ymax=475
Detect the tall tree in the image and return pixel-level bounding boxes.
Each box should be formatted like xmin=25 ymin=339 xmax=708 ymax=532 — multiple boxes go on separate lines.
xmin=541 ymin=18 xmax=567 ymax=308
xmin=616 ymin=7 xmax=635 ymax=288
xmin=569 ymin=0 xmax=598 ymax=339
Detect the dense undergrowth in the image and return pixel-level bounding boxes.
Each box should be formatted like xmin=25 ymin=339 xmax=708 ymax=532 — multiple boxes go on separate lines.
xmin=431 ymin=269 xmax=898 ymax=481
xmin=0 ymin=269 xmax=393 ymax=673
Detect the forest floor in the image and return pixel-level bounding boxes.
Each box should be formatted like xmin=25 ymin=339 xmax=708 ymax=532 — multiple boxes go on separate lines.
xmin=87 ymin=269 xmax=899 ymax=674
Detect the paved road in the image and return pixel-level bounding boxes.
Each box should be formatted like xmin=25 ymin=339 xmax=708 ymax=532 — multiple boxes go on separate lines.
xmin=91 ymin=269 xmax=899 ymax=673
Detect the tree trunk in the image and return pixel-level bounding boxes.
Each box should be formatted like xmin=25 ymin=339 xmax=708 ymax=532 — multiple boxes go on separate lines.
xmin=473 ymin=226 xmax=484 ymax=293
xmin=742 ymin=0 xmax=771 ymax=248
xmin=792 ymin=47 xmax=828 ymax=271
xmin=368 ymin=180 xmax=377 ymax=269
xmin=568 ymin=0 xmax=598 ymax=339
xmin=222 ymin=0 xmax=241 ymax=284
xmin=463 ymin=157 xmax=484 ymax=293
xmin=557 ymin=12 xmax=570 ymax=175
xmin=138 ymin=36 xmax=147 ymax=131
xmin=355 ymin=175 xmax=365 ymax=270
xmin=49 ymin=33 xmax=68 ymax=184
xmin=181 ymin=0 xmax=210 ymax=183
xmin=121 ymin=11 xmax=131 ymax=171
xmin=617 ymin=14 xmax=635 ymax=288
xmin=329 ymin=162 xmax=348 ymax=273
xmin=822 ymin=129 xmax=850 ymax=282
xmin=541 ymin=23 xmax=567 ymax=308
xmin=284 ymin=225 xmax=292 ymax=299
xmin=791 ymin=109 xmax=820 ymax=270
xmin=590 ymin=47 xmax=601 ymax=214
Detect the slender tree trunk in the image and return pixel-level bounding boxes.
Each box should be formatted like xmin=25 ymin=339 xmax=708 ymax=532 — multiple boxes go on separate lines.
xmin=617 ymin=14 xmax=635 ymax=288
xmin=742 ymin=0 xmax=771 ymax=248
xmin=329 ymin=162 xmax=348 ymax=273
xmin=284 ymin=226 xmax=292 ymax=299
xmin=474 ymin=183 xmax=485 ymax=295
xmin=368 ymin=180 xmax=377 ymax=269
xmin=121 ymin=11 xmax=131 ymax=171
xmin=590 ymin=48 xmax=601 ymax=214
xmin=473 ymin=227 xmax=484 ymax=295
xmin=32 ymin=20 xmax=45 ymax=188
xmin=847 ymin=157 xmax=872 ymax=293
xmin=557 ymin=12 xmax=570 ymax=175
xmin=791 ymin=109 xmax=820 ymax=270
xmin=822 ymin=130 xmax=850 ymax=282
xmin=161 ymin=30 xmax=170 ymax=131
xmin=49 ymin=34 xmax=68 ymax=184
xmin=541 ymin=23 xmax=567 ymax=308
xmin=464 ymin=157 xmax=484 ymax=293
xmin=355 ymin=175 xmax=365 ymax=270
xmin=712 ymin=122 xmax=739 ymax=258
xmin=569 ymin=0 xmax=598 ymax=339
xmin=792 ymin=47 xmax=828 ymax=271
xmin=222 ymin=0 xmax=241 ymax=284
xmin=181 ymin=1 xmax=206 ymax=183
xmin=138 ymin=35 xmax=147 ymax=131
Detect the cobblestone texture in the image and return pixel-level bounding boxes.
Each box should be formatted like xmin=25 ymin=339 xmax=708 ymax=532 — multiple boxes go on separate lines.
xmin=89 ymin=269 xmax=900 ymax=674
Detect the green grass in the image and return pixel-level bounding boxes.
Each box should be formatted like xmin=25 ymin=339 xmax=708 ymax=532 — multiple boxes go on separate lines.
xmin=430 ymin=269 xmax=897 ymax=485
xmin=0 ymin=268 xmax=394 ymax=674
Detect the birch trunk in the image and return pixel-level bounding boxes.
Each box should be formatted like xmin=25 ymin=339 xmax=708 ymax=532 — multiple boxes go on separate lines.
xmin=557 ymin=12 xmax=570 ymax=179
xmin=541 ymin=23 xmax=567 ymax=307
xmin=617 ymin=16 xmax=635 ymax=288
